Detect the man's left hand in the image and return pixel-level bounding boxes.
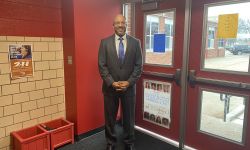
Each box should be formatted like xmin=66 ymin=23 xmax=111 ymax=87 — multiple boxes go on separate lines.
xmin=118 ymin=81 xmax=129 ymax=90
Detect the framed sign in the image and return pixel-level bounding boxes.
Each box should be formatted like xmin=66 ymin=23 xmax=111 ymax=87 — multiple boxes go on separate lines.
xmin=9 ymin=44 xmax=33 ymax=79
xmin=143 ymin=79 xmax=172 ymax=128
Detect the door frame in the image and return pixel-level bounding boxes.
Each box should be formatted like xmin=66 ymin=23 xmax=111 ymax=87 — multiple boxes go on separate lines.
xmin=185 ymin=0 xmax=250 ymax=149
xmin=179 ymin=0 xmax=192 ymax=149
xmin=123 ymin=0 xmax=250 ymax=150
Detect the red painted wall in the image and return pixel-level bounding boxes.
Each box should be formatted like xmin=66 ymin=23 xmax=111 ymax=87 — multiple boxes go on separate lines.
xmin=0 ymin=0 xmax=121 ymax=136
xmin=0 ymin=0 xmax=62 ymax=37
xmin=62 ymin=0 xmax=121 ymax=135
xmin=61 ymin=0 xmax=78 ymax=132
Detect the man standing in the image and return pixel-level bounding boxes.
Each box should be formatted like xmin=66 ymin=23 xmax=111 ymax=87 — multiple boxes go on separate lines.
xmin=98 ymin=14 xmax=143 ymax=150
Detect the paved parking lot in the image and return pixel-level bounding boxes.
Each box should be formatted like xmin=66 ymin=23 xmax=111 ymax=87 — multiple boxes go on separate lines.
xmin=204 ymin=50 xmax=250 ymax=72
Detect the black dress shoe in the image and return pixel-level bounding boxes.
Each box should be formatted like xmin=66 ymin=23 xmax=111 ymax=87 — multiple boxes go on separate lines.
xmin=125 ymin=144 xmax=136 ymax=150
xmin=106 ymin=144 xmax=115 ymax=150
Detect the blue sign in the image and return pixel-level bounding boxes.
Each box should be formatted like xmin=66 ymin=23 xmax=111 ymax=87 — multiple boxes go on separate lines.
xmin=153 ymin=34 xmax=166 ymax=53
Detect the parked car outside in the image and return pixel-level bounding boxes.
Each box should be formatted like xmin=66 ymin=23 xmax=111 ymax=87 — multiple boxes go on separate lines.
xmin=227 ymin=44 xmax=250 ymax=55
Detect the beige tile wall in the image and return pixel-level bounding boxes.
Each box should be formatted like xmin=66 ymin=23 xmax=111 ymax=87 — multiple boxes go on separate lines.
xmin=0 ymin=36 xmax=65 ymax=150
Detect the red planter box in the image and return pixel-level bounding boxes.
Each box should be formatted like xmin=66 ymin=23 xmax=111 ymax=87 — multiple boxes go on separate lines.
xmin=40 ymin=118 xmax=74 ymax=150
xmin=12 ymin=125 xmax=50 ymax=150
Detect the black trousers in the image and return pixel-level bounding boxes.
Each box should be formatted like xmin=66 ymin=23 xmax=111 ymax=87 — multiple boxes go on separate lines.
xmin=104 ymin=93 xmax=135 ymax=146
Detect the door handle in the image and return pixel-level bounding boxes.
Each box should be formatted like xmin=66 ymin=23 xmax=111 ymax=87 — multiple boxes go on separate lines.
xmin=174 ymin=69 xmax=181 ymax=86
xmin=143 ymin=71 xmax=175 ymax=79
xmin=188 ymin=70 xmax=250 ymax=90
xmin=188 ymin=70 xmax=196 ymax=87
xmin=143 ymin=69 xmax=181 ymax=86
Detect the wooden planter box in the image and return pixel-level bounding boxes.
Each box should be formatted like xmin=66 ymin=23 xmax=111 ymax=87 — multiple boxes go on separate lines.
xmin=12 ymin=125 xmax=50 ymax=150
xmin=39 ymin=118 xmax=74 ymax=150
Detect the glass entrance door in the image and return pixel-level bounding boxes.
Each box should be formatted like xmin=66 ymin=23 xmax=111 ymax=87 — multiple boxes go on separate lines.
xmin=134 ymin=0 xmax=185 ymax=144
xmin=131 ymin=0 xmax=250 ymax=149
xmin=185 ymin=0 xmax=250 ymax=149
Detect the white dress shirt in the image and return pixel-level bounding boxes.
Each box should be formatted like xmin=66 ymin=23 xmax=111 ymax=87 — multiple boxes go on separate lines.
xmin=115 ymin=34 xmax=127 ymax=57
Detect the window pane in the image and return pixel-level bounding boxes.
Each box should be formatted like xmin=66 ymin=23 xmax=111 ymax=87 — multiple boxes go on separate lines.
xmin=151 ymin=22 xmax=159 ymax=34
xmin=166 ymin=36 xmax=170 ymax=49
xmin=146 ymin=22 xmax=150 ymax=35
xmin=144 ymin=11 xmax=175 ymax=66
xmin=166 ymin=24 xmax=171 ymax=36
xmin=200 ymin=90 xmax=247 ymax=143
xmin=218 ymin=39 xmax=225 ymax=48
xmin=203 ymin=2 xmax=250 ymax=72
xmin=146 ymin=36 xmax=150 ymax=50
xmin=123 ymin=3 xmax=132 ymax=35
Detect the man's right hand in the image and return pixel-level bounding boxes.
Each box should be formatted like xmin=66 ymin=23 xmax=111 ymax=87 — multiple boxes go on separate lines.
xmin=112 ymin=82 xmax=124 ymax=91
xmin=112 ymin=82 xmax=122 ymax=91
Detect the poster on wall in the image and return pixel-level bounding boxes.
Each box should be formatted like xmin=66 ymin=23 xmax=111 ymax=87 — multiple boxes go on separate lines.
xmin=9 ymin=44 xmax=33 ymax=79
xmin=143 ymin=79 xmax=172 ymax=128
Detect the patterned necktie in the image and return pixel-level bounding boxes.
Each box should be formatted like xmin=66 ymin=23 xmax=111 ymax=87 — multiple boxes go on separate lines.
xmin=118 ymin=37 xmax=124 ymax=64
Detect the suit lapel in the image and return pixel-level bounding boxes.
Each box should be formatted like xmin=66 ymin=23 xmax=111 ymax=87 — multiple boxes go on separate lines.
xmin=110 ymin=35 xmax=120 ymax=64
xmin=123 ymin=35 xmax=131 ymax=65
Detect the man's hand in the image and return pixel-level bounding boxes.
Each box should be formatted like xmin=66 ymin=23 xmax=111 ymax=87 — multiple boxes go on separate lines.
xmin=112 ymin=82 xmax=123 ymax=91
xmin=112 ymin=81 xmax=129 ymax=92
xmin=118 ymin=81 xmax=129 ymax=89
xmin=112 ymin=82 xmax=121 ymax=88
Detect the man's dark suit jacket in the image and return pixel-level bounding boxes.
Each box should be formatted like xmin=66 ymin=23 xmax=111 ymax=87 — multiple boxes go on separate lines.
xmin=98 ymin=34 xmax=143 ymax=96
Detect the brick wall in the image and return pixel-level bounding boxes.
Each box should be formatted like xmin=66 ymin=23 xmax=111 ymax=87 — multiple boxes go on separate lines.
xmin=205 ymin=48 xmax=226 ymax=58
xmin=126 ymin=4 xmax=132 ymax=35
xmin=0 ymin=36 xmax=65 ymax=150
